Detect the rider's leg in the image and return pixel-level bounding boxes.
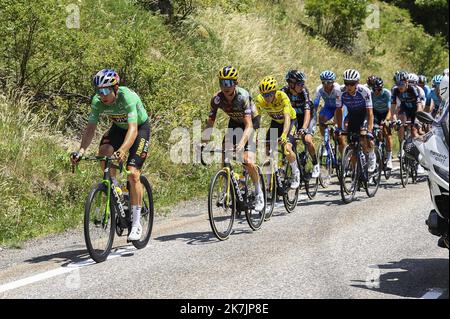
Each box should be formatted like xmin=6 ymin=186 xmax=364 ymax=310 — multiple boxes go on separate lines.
xmin=99 ymin=144 xmax=117 ymax=182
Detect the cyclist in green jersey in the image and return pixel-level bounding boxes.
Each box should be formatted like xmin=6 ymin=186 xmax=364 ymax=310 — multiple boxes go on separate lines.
xmin=70 ymin=69 xmax=150 ymax=241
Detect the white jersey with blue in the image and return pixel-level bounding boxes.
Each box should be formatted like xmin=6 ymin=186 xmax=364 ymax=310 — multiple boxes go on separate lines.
xmin=339 ymin=84 xmax=373 ymax=114
xmin=313 ymin=82 xmax=342 ymax=110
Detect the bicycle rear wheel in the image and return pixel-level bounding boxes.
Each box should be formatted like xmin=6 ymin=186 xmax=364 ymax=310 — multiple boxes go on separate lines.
xmin=399 ymin=140 xmax=409 ymax=187
xmin=365 ymin=148 xmax=382 ymax=198
xmin=245 ymin=167 xmax=266 ymax=231
xmin=262 ymin=160 xmax=276 ymax=221
xmin=340 ymin=146 xmax=358 ymax=204
xmin=84 ymin=183 xmax=115 ymax=263
xmin=131 ymin=176 xmax=154 ymax=249
xmin=208 ymin=170 xmax=235 ymax=240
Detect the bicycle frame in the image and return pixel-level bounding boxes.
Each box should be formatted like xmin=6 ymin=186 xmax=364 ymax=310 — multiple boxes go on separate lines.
xmin=323 ymin=125 xmax=339 ymax=169
xmin=76 ymin=156 xmax=129 ymax=226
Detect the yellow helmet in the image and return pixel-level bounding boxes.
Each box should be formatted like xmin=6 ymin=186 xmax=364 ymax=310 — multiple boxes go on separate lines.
xmin=218 ymin=66 xmax=239 ymax=80
xmin=259 ymin=76 xmax=277 ymax=93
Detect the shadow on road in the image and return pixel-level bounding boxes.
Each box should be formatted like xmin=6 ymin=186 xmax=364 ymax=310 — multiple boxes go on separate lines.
xmin=350 ymin=258 xmax=449 ymax=298
xmin=155 ymin=227 xmax=253 ymax=245
xmin=23 ymin=244 xmax=132 ymax=267
xmin=23 ymin=249 xmax=91 ymax=266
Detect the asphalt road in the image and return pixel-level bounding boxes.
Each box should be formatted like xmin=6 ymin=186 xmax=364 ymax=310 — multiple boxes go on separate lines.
xmin=0 ymin=168 xmax=448 ymax=299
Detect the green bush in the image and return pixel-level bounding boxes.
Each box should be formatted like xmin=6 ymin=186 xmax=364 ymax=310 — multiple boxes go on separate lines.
xmin=304 ymin=0 xmax=369 ymax=51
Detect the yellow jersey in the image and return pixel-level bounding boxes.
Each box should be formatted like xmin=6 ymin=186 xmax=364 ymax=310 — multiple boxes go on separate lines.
xmin=255 ymin=90 xmax=297 ymax=124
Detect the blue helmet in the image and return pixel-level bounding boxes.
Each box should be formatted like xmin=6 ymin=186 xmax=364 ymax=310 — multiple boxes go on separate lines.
xmin=320 ymin=70 xmax=336 ymax=81
xmin=432 ymin=74 xmax=444 ymax=87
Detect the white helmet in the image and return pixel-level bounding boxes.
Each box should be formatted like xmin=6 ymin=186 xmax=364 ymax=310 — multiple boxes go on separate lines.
xmin=408 ymin=73 xmax=419 ymax=84
xmin=439 ymin=75 xmax=449 ymax=101
xmin=343 ymin=69 xmax=360 ymax=81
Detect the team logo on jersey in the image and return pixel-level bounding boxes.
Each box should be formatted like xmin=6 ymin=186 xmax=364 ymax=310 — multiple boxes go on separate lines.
xmin=214 ymin=96 xmax=221 ymax=105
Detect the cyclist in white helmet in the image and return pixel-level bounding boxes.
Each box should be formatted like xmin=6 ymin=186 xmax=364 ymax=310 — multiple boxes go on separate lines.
xmin=336 ymin=69 xmax=376 ymax=172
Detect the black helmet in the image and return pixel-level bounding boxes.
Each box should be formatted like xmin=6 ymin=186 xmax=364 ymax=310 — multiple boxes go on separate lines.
xmin=418 ymin=75 xmax=427 ymax=84
xmin=366 ymin=75 xmax=377 ymax=87
xmin=374 ymin=77 xmax=384 ymax=89
xmin=285 ymin=70 xmax=306 ymax=83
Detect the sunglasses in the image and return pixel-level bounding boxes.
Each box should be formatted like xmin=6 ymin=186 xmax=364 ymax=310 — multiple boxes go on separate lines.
xmin=290 ymin=81 xmax=304 ymax=86
xmin=97 ymin=87 xmax=113 ymax=95
xmin=396 ymin=81 xmax=406 ymax=87
xmin=344 ymin=81 xmax=357 ymax=86
xmin=262 ymin=91 xmax=276 ymax=98
xmin=219 ymin=79 xmax=235 ymax=87
xmin=374 ymin=86 xmax=383 ymax=91
xmin=322 ymin=81 xmax=334 ymax=85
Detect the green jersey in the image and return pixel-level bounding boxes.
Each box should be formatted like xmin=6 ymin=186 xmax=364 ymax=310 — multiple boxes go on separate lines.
xmin=88 ymin=86 xmax=148 ymax=130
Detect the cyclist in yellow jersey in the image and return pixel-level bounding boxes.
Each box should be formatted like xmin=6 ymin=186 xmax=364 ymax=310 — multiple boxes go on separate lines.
xmin=255 ymin=76 xmax=301 ymax=189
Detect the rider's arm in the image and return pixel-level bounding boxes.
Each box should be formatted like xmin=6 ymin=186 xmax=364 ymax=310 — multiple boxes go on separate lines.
xmin=367 ymin=108 xmax=374 ymax=133
xmin=238 ymin=115 xmax=254 ymax=148
xmin=282 ymin=113 xmax=291 ymax=136
xmin=335 ymin=106 xmax=343 ymax=130
xmin=79 ymin=123 xmax=97 ymax=155
xmin=117 ymin=122 xmax=138 ymax=154
xmin=302 ymin=109 xmax=310 ymax=130
xmin=202 ymin=95 xmax=220 ymax=143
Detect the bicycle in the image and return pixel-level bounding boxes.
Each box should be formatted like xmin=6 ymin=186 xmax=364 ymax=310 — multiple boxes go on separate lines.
xmin=73 ymin=155 xmax=154 ymax=263
xmin=201 ymin=147 xmax=266 ymax=240
xmin=339 ymin=132 xmax=382 ymax=204
xmin=373 ymin=120 xmax=393 ymax=180
xmin=261 ymin=140 xmax=300 ymax=219
xmin=292 ymin=135 xmax=319 ymax=199
xmin=397 ymin=121 xmax=419 ymax=187
xmin=317 ymin=122 xmax=341 ymax=188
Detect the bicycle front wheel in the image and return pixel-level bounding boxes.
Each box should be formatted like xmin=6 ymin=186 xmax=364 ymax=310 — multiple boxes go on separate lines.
xmin=208 ymin=170 xmax=235 ymax=240
xmin=245 ymin=166 xmax=266 ymax=231
xmin=340 ymin=146 xmax=358 ymax=204
xmin=84 ymin=183 xmax=115 ymax=263
xmin=262 ymin=160 xmax=276 ymax=221
xmin=304 ymin=151 xmax=319 ymax=199
xmin=365 ymin=148 xmax=382 ymax=198
xmin=131 ymin=176 xmax=155 ymax=249
xmin=399 ymin=140 xmax=409 ymax=188
xmin=318 ymin=143 xmax=332 ymax=188
xmin=283 ymin=160 xmax=299 ymax=213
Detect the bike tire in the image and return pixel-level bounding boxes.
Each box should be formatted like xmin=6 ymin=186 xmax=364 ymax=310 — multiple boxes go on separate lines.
xmin=399 ymin=140 xmax=409 ymax=188
xmin=84 ymin=183 xmax=116 ymax=263
xmin=340 ymin=146 xmax=358 ymax=204
xmin=131 ymin=175 xmax=155 ymax=249
xmin=304 ymin=151 xmax=319 ymax=199
xmin=245 ymin=166 xmax=266 ymax=231
xmin=208 ymin=170 xmax=235 ymax=240
xmin=365 ymin=148 xmax=382 ymax=198
xmin=262 ymin=160 xmax=276 ymax=221
xmin=283 ymin=160 xmax=299 ymax=213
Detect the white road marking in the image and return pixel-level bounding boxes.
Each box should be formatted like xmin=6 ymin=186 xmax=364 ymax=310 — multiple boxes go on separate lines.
xmin=0 ymin=247 xmax=137 ymax=294
xmin=421 ymin=288 xmax=445 ymax=299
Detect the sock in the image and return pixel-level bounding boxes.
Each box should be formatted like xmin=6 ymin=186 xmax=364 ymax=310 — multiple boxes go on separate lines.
xmin=290 ymin=161 xmax=299 ymax=174
xmin=387 ymin=151 xmax=392 ymax=160
xmin=131 ymin=205 xmax=141 ymax=228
